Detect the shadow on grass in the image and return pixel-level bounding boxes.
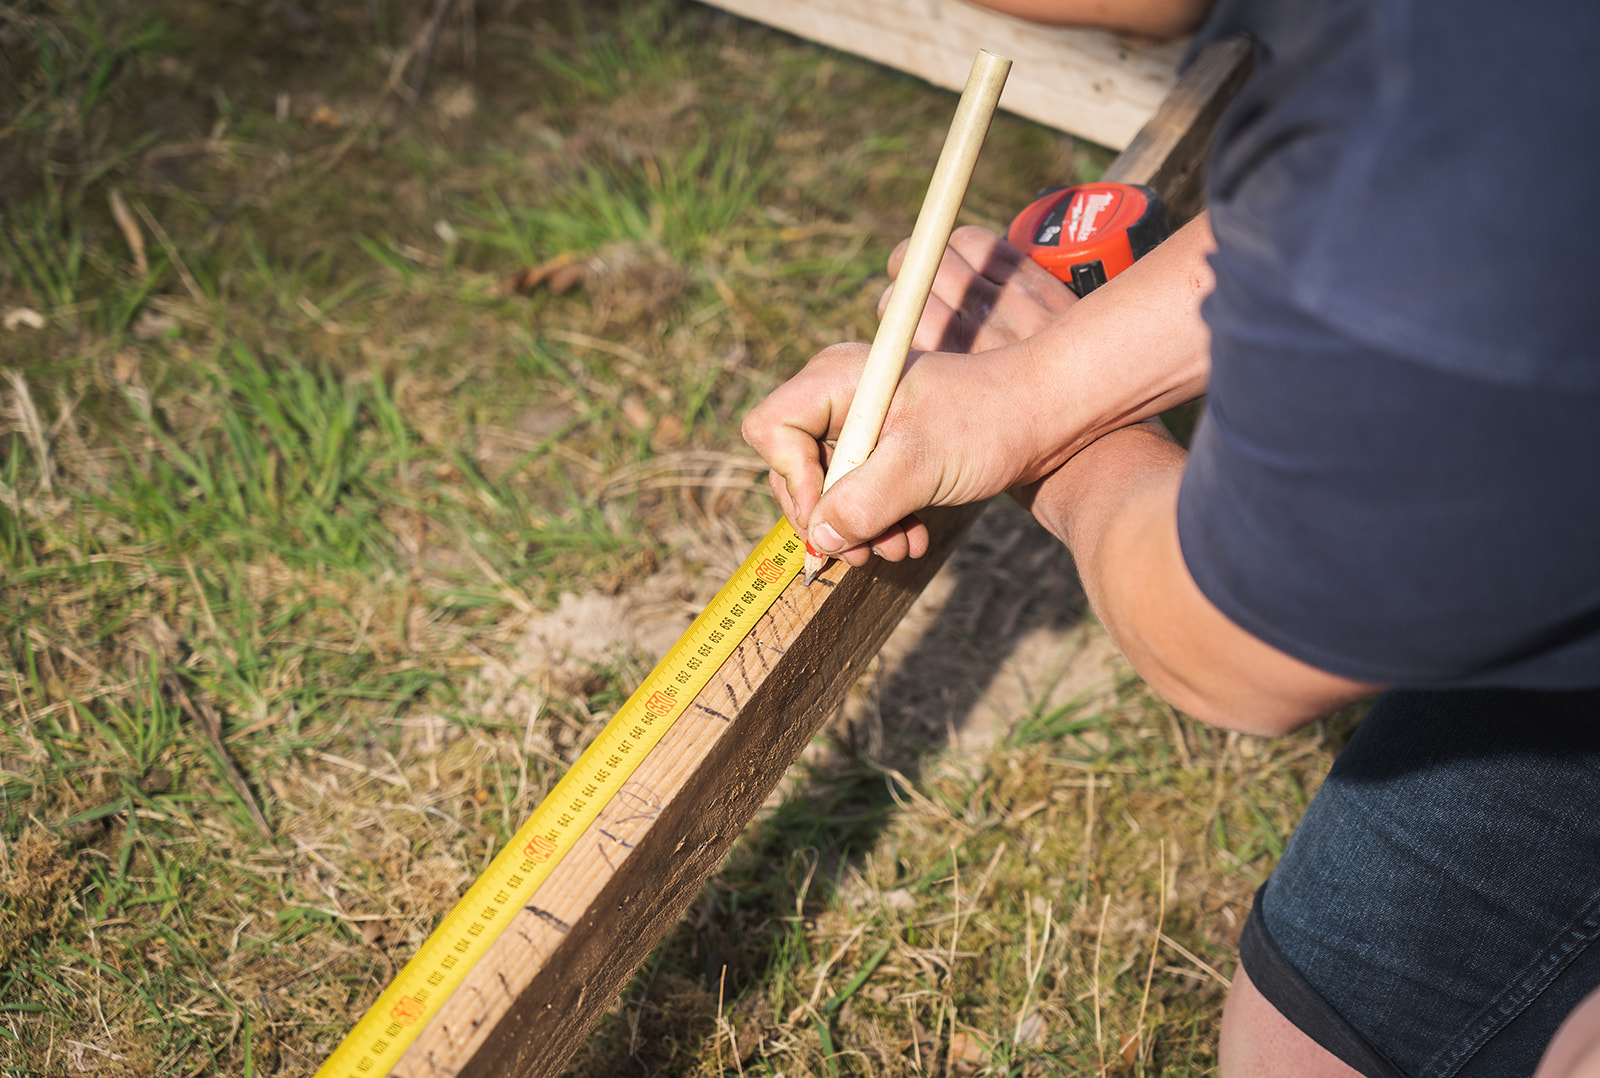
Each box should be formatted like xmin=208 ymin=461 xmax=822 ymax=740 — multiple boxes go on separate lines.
xmin=570 ymin=498 xmax=1093 ymax=1076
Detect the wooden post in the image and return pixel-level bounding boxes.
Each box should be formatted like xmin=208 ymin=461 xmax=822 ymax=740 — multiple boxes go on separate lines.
xmin=385 ymin=36 xmax=1252 ymax=1078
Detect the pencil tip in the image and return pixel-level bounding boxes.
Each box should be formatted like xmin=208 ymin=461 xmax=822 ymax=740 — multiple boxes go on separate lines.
xmin=802 ymin=551 xmax=825 ymax=585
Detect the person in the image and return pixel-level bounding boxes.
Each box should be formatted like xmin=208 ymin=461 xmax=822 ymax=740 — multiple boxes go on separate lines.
xmin=740 ymin=0 xmax=1600 ymax=1074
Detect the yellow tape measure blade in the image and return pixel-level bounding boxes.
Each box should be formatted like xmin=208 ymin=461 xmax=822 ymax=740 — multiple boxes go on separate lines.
xmin=316 ymin=520 xmax=804 ymax=1077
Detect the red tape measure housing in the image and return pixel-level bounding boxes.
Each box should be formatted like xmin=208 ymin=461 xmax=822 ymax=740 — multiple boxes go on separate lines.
xmin=1007 ymin=182 xmax=1169 ymax=296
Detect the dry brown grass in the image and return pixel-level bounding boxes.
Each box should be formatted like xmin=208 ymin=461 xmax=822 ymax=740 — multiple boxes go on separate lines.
xmin=0 ymin=1 xmax=1351 ymax=1074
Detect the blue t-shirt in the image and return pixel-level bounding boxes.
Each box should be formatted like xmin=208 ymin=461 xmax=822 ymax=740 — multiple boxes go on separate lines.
xmin=1176 ymin=0 xmax=1600 ymax=688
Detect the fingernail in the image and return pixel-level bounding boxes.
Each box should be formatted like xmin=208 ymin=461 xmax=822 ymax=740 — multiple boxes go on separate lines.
xmin=810 ymin=522 xmax=846 ymax=555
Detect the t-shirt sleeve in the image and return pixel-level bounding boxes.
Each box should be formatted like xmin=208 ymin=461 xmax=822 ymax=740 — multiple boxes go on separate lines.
xmin=1175 ymin=261 xmax=1600 ymax=689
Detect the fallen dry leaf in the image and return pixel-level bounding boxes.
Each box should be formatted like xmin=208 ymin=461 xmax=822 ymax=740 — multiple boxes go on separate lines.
xmin=112 ymin=350 xmax=140 ymax=384
xmin=649 ymin=414 xmax=686 ymax=451
xmin=1120 ymin=1030 xmax=1142 ymax=1065
xmin=1015 ymin=1011 xmax=1046 ymax=1046
xmin=499 ymin=252 xmax=589 ymax=296
xmin=308 ymin=104 xmax=342 ymax=130
xmin=949 ymin=1030 xmax=989 ymax=1076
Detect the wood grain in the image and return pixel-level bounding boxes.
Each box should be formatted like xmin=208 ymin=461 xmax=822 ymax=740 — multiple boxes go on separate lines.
xmin=1103 ymin=36 xmax=1253 ymax=225
xmin=385 ymin=33 xmax=1253 ymax=1078
xmin=697 ymin=0 xmax=1185 ymax=149
xmin=393 ymin=505 xmax=986 ymax=1076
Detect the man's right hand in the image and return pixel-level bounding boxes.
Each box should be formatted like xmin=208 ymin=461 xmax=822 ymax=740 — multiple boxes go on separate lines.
xmin=742 ymin=340 xmax=1061 ymax=565
xmin=742 ymin=226 xmax=1080 ymax=565
xmin=742 ymin=215 xmax=1219 ymax=568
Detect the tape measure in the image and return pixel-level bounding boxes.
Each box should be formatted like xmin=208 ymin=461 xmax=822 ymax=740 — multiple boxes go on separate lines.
xmin=1006 ymin=182 xmax=1168 ymax=296
xmin=316 ymin=521 xmax=804 ymax=1077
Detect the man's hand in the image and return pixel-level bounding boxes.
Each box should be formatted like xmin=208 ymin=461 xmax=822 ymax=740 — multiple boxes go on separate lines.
xmin=743 ymin=227 xmax=1079 ymax=566
xmin=880 ymin=225 xmax=1077 ymax=353
xmin=743 ymin=215 xmax=1215 ymax=566
xmin=743 ymin=343 xmax=1057 ymax=565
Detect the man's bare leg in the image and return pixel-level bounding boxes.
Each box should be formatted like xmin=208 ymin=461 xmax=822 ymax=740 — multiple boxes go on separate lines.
xmin=1218 ymin=965 xmax=1365 ymax=1078
xmin=1536 ymin=986 xmax=1600 ymax=1078
xmin=1222 ymin=966 xmax=1600 ymax=1078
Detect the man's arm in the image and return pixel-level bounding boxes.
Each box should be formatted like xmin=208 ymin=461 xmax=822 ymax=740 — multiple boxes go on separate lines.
xmin=1019 ymin=421 xmax=1378 ymax=735
xmin=969 ymin=0 xmax=1214 ymax=39
xmin=744 ymin=215 xmax=1377 ymax=732
xmin=743 ymin=216 xmax=1216 ymax=566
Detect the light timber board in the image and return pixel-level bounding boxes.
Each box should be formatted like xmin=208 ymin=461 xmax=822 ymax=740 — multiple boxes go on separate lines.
xmin=697 ymin=0 xmax=1187 ymax=149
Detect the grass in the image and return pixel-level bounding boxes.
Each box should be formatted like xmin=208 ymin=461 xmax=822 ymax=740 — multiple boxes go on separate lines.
xmin=0 ymin=1 xmax=1353 ymax=1074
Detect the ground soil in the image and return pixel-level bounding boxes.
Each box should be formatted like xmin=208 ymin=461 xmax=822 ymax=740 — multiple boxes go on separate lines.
xmin=490 ymin=497 xmax=1123 ymax=778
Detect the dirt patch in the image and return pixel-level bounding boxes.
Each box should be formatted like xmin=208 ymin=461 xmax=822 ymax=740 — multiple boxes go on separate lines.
xmin=474 ymin=497 xmax=1119 ymax=775
xmin=840 ymin=499 xmax=1122 ymax=766
xmin=466 ymin=566 xmax=710 ymax=751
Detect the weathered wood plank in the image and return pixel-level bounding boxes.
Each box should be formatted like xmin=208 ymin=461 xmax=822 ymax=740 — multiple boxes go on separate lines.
xmin=697 ymin=0 xmax=1186 ymax=149
xmin=396 ymin=505 xmax=986 ymax=1077
xmin=386 ymin=34 xmax=1252 ymax=1078
xmin=1103 ymin=35 xmax=1252 ymax=224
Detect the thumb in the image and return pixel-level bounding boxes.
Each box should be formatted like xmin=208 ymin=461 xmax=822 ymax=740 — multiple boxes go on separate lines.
xmin=804 ymin=451 xmax=933 ymax=564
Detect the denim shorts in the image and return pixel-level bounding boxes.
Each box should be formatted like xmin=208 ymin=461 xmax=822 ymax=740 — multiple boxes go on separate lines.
xmin=1240 ymin=688 xmax=1600 ymax=1078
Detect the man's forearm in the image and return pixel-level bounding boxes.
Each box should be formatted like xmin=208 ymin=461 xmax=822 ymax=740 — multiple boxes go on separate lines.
xmin=1006 ymin=212 xmax=1216 ymax=476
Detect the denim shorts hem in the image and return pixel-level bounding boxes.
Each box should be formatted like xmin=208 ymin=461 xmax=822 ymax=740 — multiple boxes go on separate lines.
xmin=1240 ymin=884 xmax=1408 ymax=1078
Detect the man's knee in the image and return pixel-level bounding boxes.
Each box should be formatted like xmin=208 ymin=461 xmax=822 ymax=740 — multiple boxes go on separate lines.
xmin=1218 ymin=965 xmax=1364 ymax=1078
xmin=1536 ymin=986 xmax=1600 ymax=1078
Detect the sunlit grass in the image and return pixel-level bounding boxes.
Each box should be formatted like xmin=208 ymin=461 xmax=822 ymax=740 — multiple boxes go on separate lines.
xmin=0 ymin=1 xmax=1328 ymax=1074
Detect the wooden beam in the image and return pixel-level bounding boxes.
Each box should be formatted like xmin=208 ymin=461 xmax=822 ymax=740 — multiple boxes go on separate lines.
xmin=392 ymin=506 xmax=985 ymax=1077
xmin=696 ymin=0 xmax=1186 ymax=149
xmin=384 ymin=35 xmax=1252 ymax=1078
xmin=1103 ymin=35 xmax=1253 ymax=225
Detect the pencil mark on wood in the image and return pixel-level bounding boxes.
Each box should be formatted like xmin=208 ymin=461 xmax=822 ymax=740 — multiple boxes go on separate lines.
xmin=595 ymin=827 xmax=634 ymax=874
xmin=525 ymin=906 xmax=571 ymax=933
xmin=601 ymin=785 xmax=662 ymax=826
xmin=751 ymin=633 xmax=784 ymax=664
xmin=592 ymin=784 xmax=661 ymax=873
xmin=725 ymin=683 xmax=740 ymax=711
xmin=498 ymin=971 xmax=513 ymax=999
xmin=694 ymin=702 xmax=734 ymax=722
